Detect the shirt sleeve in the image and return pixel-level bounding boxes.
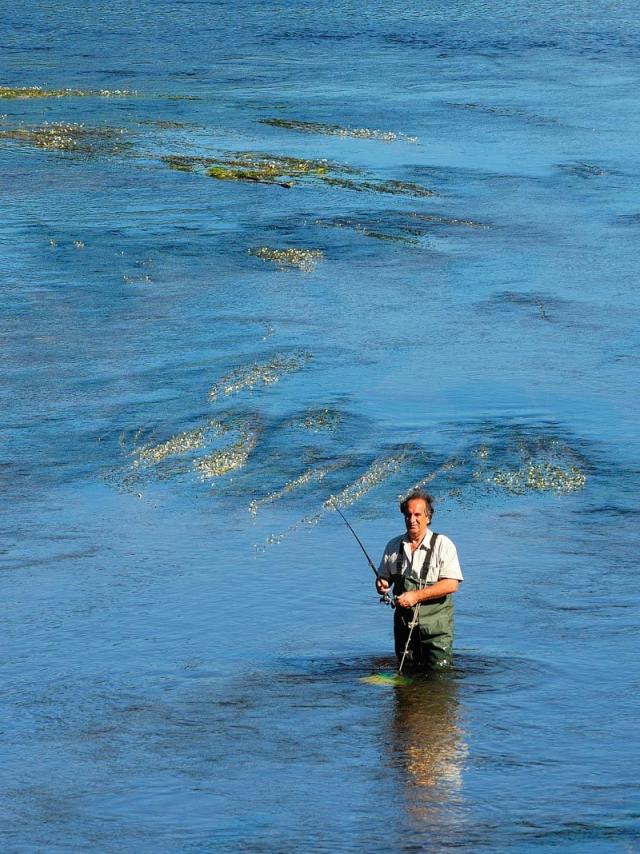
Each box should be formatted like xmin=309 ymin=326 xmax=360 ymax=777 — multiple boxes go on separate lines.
xmin=436 ymin=535 xmax=463 ymax=581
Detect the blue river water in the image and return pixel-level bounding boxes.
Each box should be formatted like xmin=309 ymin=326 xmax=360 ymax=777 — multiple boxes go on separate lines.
xmin=2 ymin=1 xmax=640 ymax=851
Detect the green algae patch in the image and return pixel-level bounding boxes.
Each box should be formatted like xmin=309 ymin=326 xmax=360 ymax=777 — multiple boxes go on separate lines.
xmin=0 ymin=122 xmax=130 ymax=154
xmin=194 ymin=423 xmax=259 ymax=480
xmin=317 ymin=211 xmax=486 ymax=245
xmin=160 ymin=149 xmax=435 ymax=197
xmin=468 ymin=435 xmax=588 ymax=498
xmin=288 ymin=407 xmax=343 ymax=432
xmin=249 ymin=247 xmax=324 ymax=272
xmin=162 ymin=155 xmax=200 ymax=172
xmin=135 ymin=427 xmax=208 ymax=466
xmin=120 ymin=415 xmax=260 ymax=489
xmin=259 ymin=117 xmax=418 ymax=143
xmin=208 ymin=352 xmax=312 ymax=402
xmin=489 ymin=461 xmax=586 ymax=495
xmin=248 ymin=460 xmax=344 ymax=516
xmin=322 ymin=176 xmax=436 ymax=197
xmin=323 ymin=451 xmax=408 ymax=513
xmin=0 ymin=85 xmax=137 ymax=99
xmin=161 ymin=150 xmax=354 ymax=187
xmin=205 ymin=153 xmax=333 ymax=186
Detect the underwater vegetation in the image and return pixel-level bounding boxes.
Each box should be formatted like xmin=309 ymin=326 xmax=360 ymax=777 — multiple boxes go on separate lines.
xmin=161 ymin=151 xmax=435 ymax=197
xmin=194 ymin=420 xmax=260 ymax=480
xmin=447 ymin=102 xmax=560 ymax=126
xmin=114 ymin=351 xmax=317 ymax=493
xmin=162 ymin=152 xmax=339 ymax=187
xmin=556 ymin=162 xmax=606 ymax=179
xmin=265 ymin=451 xmax=409 ymax=546
xmin=248 ymin=461 xmax=346 ymax=516
xmin=208 ymin=352 xmax=312 ymax=402
xmin=259 ymin=117 xmax=419 ymax=143
xmin=135 ymin=426 xmax=208 ymax=465
xmin=287 ymin=408 xmax=343 ymax=432
xmin=249 ymin=247 xmax=324 ymax=272
xmin=324 ymin=451 xmax=408 ymax=512
xmin=486 ymin=460 xmax=586 ymax=494
xmin=0 ymin=85 xmax=136 ymax=99
xmin=316 ymin=211 xmax=486 ymax=245
xmin=118 ymin=415 xmax=261 ymax=488
xmin=320 ymin=176 xmax=436 ymax=198
xmin=0 ymin=122 xmax=130 ymax=154
xmin=463 ymin=433 xmax=588 ymax=498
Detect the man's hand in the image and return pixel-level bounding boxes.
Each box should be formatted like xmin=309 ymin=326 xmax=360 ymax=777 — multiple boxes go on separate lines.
xmin=376 ymin=578 xmax=389 ymax=595
xmin=395 ymin=591 xmax=418 ymax=609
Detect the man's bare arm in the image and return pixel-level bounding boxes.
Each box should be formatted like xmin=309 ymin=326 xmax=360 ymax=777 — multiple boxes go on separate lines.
xmin=396 ymin=578 xmax=459 ymax=609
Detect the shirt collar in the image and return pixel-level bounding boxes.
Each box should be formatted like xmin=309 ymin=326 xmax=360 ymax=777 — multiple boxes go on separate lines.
xmin=402 ymin=526 xmax=433 ymax=549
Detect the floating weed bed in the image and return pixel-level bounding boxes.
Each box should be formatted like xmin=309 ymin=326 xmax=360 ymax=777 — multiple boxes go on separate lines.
xmin=0 ymin=85 xmax=137 ymax=99
xmin=162 ymin=152 xmax=340 ymax=186
xmin=317 ymin=216 xmax=421 ymax=245
xmin=248 ymin=461 xmax=345 ymax=516
xmin=117 ymin=416 xmax=260 ymax=488
xmin=410 ymin=212 xmax=488 ymax=228
xmin=0 ymin=122 xmax=130 ymax=154
xmin=322 ymin=176 xmax=436 ymax=198
xmin=465 ymin=434 xmax=588 ymax=498
xmin=259 ymin=117 xmax=418 ymax=143
xmin=317 ymin=211 xmax=487 ymax=244
xmin=489 ymin=461 xmax=586 ymax=494
xmin=249 ymin=247 xmax=324 ymax=272
xmin=135 ymin=426 xmax=208 ymax=465
xmin=208 ymin=352 xmax=312 ymax=402
xmin=161 ymin=150 xmax=435 ymax=197
xmin=324 ymin=451 xmax=408 ymax=512
xmin=288 ymin=407 xmax=343 ymax=432
xmin=263 ymin=450 xmax=408 ymax=547
xmin=194 ymin=422 xmax=259 ymax=480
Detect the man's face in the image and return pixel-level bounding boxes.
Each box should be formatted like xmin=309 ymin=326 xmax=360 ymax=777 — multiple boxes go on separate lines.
xmin=404 ymin=498 xmax=431 ymax=541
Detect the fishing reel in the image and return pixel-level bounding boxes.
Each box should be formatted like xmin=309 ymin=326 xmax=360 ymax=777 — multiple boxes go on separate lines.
xmin=379 ymin=591 xmax=396 ymax=608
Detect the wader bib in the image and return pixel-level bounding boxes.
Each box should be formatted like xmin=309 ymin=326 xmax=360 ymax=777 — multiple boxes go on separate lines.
xmin=392 ymin=532 xmax=454 ymax=671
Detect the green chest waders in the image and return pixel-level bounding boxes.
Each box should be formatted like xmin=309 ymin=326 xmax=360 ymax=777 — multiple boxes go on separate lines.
xmin=392 ymin=533 xmax=454 ymax=671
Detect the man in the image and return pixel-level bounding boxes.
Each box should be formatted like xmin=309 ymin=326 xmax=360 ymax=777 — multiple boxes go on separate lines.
xmin=376 ymin=489 xmax=463 ymax=671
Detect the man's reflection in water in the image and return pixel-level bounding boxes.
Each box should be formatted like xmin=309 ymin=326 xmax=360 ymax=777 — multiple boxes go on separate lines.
xmin=391 ymin=674 xmax=467 ymax=801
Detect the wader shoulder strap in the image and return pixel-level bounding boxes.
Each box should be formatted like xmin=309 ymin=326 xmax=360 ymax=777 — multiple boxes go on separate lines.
xmin=394 ymin=533 xmax=439 ymax=581
xmin=419 ymin=532 xmax=439 ymax=585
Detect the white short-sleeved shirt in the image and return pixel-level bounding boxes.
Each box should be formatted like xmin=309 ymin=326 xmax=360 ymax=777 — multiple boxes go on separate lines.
xmin=378 ymin=528 xmax=463 ymax=585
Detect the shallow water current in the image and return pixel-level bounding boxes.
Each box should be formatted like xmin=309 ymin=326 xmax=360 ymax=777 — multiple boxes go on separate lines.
xmin=2 ymin=1 xmax=640 ymax=851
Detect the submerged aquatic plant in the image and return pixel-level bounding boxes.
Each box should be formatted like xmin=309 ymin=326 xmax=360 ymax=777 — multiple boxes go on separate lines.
xmin=467 ymin=434 xmax=588 ymax=497
xmin=0 ymin=85 xmax=137 ymax=99
xmin=161 ymin=149 xmax=434 ymax=197
xmin=321 ymin=176 xmax=436 ymax=198
xmin=324 ymin=451 xmax=407 ymax=512
xmin=249 ymin=247 xmax=324 ymax=273
xmin=264 ymin=451 xmax=408 ymax=547
xmin=289 ymin=407 xmax=343 ymax=432
xmin=162 ymin=152 xmax=338 ymax=186
xmin=248 ymin=461 xmax=345 ymax=516
xmin=123 ymin=416 xmax=259 ymax=486
xmin=135 ymin=426 xmax=208 ymax=466
xmin=0 ymin=122 xmax=129 ymax=153
xmin=259 ymin=117 xmax=418 ymax=143
xmin=194 ymin=423 xmax=259 ymax=480
xmin=490 ymin=462 xmax=586 ymax=494
xmin=317 ymin=211 xmax=486 ymax=245
xmin=208 ymin=352 xmax=311 ymax=402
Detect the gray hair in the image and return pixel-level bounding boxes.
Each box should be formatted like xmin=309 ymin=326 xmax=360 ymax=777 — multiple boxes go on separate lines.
xmin=399 ymin=489 xmax=435 ymax=518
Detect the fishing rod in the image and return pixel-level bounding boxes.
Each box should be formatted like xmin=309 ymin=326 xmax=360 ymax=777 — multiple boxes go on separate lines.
xmin=333 ymin=506 xmax=394 ymax=607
